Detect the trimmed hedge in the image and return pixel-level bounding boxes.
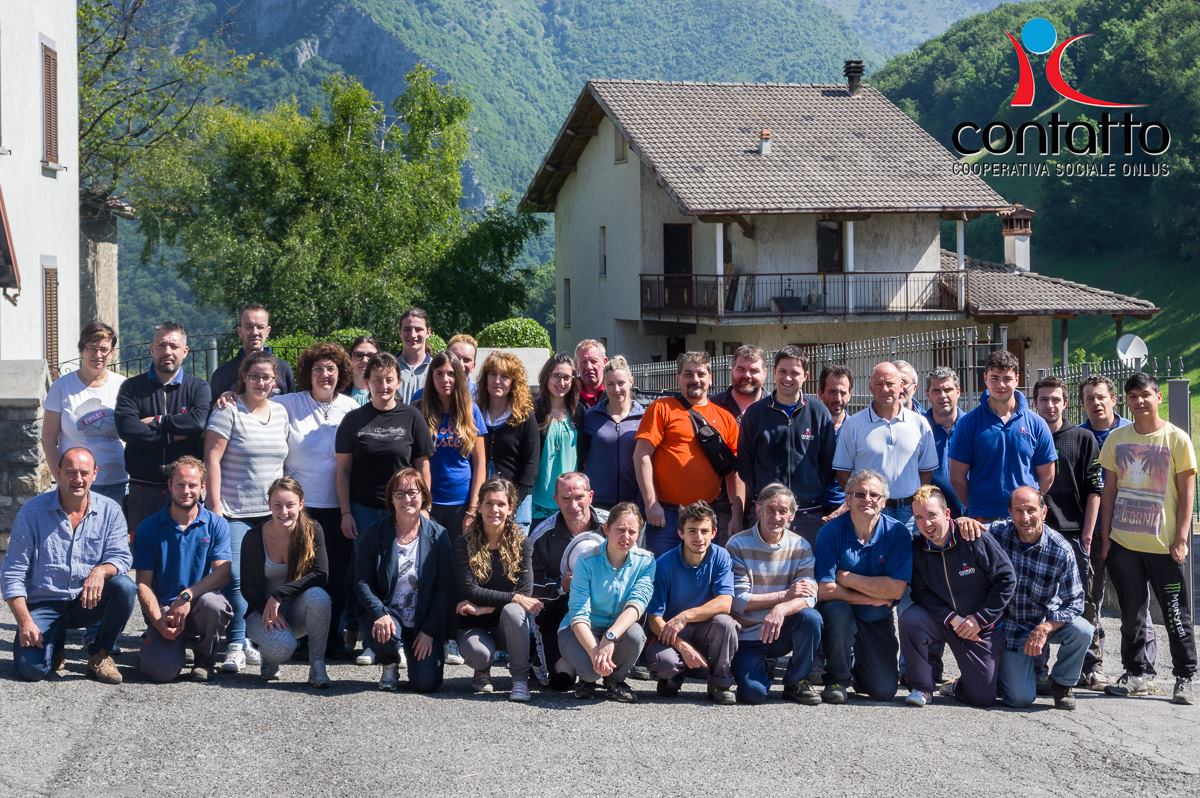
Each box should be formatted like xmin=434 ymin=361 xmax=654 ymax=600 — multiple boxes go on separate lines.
xmin=264 ymin=333 xmax=318 ymax=370
xmin=476 ymin=318 xmax=551 ymax=349
xmin=427 ymin=333 xmax=447 ymax=354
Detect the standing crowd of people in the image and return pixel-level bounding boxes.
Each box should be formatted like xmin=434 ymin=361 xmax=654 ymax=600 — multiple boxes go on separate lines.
xmin=3 ymin=305 xmax=1194 ymax=709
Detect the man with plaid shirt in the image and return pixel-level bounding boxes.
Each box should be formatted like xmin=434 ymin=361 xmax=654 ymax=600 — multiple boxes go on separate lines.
xmin=976 ymin=486 xmax=1091 ymax=710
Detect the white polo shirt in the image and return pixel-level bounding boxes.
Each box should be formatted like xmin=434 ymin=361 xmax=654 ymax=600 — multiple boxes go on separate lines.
xmin=832 ymin=404 xmax=938 ymax=499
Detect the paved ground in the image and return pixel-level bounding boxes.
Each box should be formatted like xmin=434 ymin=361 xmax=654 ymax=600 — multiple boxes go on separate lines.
xmin=0 ymin=609 xmax=1195 ymax=798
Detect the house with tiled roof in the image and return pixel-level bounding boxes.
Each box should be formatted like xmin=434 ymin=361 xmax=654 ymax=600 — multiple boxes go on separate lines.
xmin=520 ymin=65 xmax=1159 ymax=376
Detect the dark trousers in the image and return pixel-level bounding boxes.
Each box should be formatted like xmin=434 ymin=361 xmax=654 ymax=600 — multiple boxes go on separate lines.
xmin=140 ymin=592 xmax=233 ymax=682
xmin=363 ymin=610 xmax=446 ymax=692
xmin=647 ymin=614 xmax=740 ymax=689
xmin=125 ymin=482 xmax=167 ymax=536
xmin=820 ymin=600 xmax=899 ymax=701
xmin=533 ymin=609 xmax=573 ymax=689
xmin=13 ymin=575 xmax=137 ymax=681
xmin=899 ymin=604 xmax=1002 ymax=707
xmin=309 ymin=506 xmax=354 ymax=656
xmin=731 ymin=608 xmax=823 ymax=704
xmin=431 ymin=503 xmax=467 ymax=542
xmin=1107 ymin=542 xmax=1196 ymax=678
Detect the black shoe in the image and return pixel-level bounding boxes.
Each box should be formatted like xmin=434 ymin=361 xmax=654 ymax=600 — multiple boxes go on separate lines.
xmin=605 ymin=679 xmax=638 ymax=703
xmin=1050 ymin=682 xmax=1076 ymax=711
xmin=657 ymin=675 xmax=684 ymax=697
xmin=783 ymin=680 xmax=822 ymax=706
xmin=628 ymin=665 xmax=652 ymax=681
xmin=1036 ymin=674 xmax=1053 ymax=696
xmin=574 ymin=681 xmax=602 ymax=700
xmin=707 ymin=686 xmax=736 ymax=706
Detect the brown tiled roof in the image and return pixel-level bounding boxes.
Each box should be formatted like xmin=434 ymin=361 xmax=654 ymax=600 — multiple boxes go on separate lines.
xmin=938 ymin=250 xmax=1160 ymax=318
xmin=522 ymin=80 xmax=1010 ymax=214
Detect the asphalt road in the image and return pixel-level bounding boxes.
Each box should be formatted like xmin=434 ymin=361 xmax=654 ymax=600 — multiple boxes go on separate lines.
xmin=0 ymin=609 xmax=1195 ymax=798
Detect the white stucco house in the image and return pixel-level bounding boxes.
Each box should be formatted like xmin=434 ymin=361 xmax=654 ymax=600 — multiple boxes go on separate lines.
xmin=521 ymin=66 xmax=1158 ymax=377
xmin=0 ymin=0 xmax=79 ymax=372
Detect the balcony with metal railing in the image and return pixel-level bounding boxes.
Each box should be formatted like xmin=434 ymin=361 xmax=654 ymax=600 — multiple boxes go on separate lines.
xmin=639 ymin=270 xmax=967 ymax=324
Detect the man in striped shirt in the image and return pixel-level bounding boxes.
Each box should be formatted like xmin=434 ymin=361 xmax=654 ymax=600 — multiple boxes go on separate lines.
xmin=727 ymin=483 xmax=823 ymax=705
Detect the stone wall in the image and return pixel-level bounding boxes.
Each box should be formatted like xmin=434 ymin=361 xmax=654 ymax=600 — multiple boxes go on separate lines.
xmin=0 ymin=361 xmax=51 ymax=552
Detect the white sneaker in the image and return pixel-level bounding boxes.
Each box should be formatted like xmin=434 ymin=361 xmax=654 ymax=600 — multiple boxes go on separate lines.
xmin=445 ymin=640 xmax=465 ymax=665
xmin=355 ymin=647 xmax=376 ymax=666
xmin=221 ymin=643 xmax=246 ymax=674
xmin=243 ymin=639 xmax=262 ymax=666
xmin=379 ymin=664 xmax=399 ymax=691
xmin=398 ymin=648 xmax=408 ymax=670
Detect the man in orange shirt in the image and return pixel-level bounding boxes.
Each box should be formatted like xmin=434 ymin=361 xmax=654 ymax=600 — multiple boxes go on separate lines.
xmin=635 ymin=352 xmax=745 ymax=556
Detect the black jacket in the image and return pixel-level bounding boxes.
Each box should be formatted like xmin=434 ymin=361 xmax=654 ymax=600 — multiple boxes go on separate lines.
xmin=483 ymin=413 xmax=540 ymax=501
xmin=737 ymin=393 xmax=836 ymax=506
xmin=115 ymin=370 xmax=212 ymax=484
xmin=354 ymin=515 xmax=452 ymax=641
xmin=209 ymin=349 xmax=296 ymax=399
xmin=240 ymin=521 xmax=329 ymax=617
xmin=529 ymin=508 xmax=606 ymax=626
xmin=910 ymin=522 xmax=1016 ymax=631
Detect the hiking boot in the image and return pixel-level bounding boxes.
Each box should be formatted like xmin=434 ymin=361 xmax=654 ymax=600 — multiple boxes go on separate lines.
xmin=378 ymin=664 xmax=399 ymax=691
xmin=821 ymin=682 xmax=848 ymax=705
xmin=87 ymin=651 xmax=122 ymax=685
xmin=1035 ymin=674 xmax=1052 ymax=696
xmin=1105 ymin=672 xmax=1158 ymax=697
xmin=1051 ymin=682 xmax=1076 ymax=710
xmin=657 ymin=674 xmax=684 ymax=697
xmin=191 ymin=663 xmax=213 ymax=683
xmin=1080 ymin=670 xmax=1109 ymax=690
xmin=782 ymin=680 xmax=822 ymax=706
xmin=1173 ymin=676 xmax=1194 ymax=706
xmin=574 ymin=680 xmax=602 ymax=700
xmin=605 ymin=679 xmax=638 ymax=704
xmin=708 ymin=685 xmax=736 ymax=706
xmin=904 ymin=689 xmax=929 ymax=707
xmin=629 ymin=665 xmax=652 ymax=681
xmin=938 ymin=680 xmax=958 ymax=699
xmin=471 ymin=669 xmax=494 ymax=694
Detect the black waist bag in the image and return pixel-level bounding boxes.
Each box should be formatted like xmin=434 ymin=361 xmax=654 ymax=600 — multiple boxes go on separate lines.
xmin=676 ymin=394 xmax=738 ymax=477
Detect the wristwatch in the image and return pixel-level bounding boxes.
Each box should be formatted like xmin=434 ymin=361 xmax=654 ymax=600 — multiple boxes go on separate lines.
xmin=178 ymin=589 xmax=193 ymax=603
xmin=604 ymin=629 xmax=619 ymax=643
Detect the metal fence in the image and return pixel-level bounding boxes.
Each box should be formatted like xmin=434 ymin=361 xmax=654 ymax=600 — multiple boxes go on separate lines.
xmin=630 ymin=325 xmax=1000 ymax=411
xmin=55 ymin=333 xmax=313 ymax=381
xmin=1036 ymin=357 xmax=1188 ymax=426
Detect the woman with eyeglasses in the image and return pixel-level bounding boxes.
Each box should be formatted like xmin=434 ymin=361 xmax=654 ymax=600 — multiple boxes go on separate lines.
xmin=42 ymin=322 xmax=128 ymax=504
xmin=204 ymin=350 xmax=290 ymax=673
xmin=275 ymin=342 xmax=359 ymax=661
xmin=355 ymin=468 xmax=452 ymax=693
xmin=345 ymin=335 xmax=379 ymax=406
xmin=531 ymin=353 xmax=582 ymax=527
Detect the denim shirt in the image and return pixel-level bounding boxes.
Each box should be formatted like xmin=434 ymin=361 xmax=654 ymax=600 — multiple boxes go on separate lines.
xmin=1 ymin=490 xmax=131 ymax=603
xmin=561 ymin=543 xmax=656 ymax=630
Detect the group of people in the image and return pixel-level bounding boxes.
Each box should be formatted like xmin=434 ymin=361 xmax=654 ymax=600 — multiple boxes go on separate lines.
xmin=3 ymin=304 xmax=1194 ymax=709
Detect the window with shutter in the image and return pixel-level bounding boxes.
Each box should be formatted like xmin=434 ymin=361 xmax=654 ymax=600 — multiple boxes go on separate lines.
xmin=42 ymin=44 xmax=58 ymax=165
xmin=0 ymin=187 xmax=18 ymax=292
xmin=44 ymin=267 xmax=59 ymax=377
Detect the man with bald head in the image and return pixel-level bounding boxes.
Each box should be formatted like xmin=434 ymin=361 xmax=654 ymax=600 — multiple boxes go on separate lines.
xmin=2 ymin=448 xmax=136 ymax=683
xmin=966 ymin=486 xmax=1091 ymax=709
xmin=832 ymin=361 xmax=937 ymax=527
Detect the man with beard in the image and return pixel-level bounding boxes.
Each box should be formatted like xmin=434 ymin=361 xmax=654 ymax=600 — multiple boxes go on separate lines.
xmin=636 ymin=352 xmax=744 ymax=554
xmin=208 ymin=303 xmax=295 ymax=399
xmin=115 ymin=322 xmax=212 ymax=532
xmin=711 ymin=345 xmax=766 ymax=423
xmin=2 ymin=448 xmax=135 ymax=683
xmin=529 ymin=472 xmax=609 ymax=689
xmin=134 ymin=456 xmax=233 ymax=683
xmin=574 ymin=339 xmax=609 ymax=410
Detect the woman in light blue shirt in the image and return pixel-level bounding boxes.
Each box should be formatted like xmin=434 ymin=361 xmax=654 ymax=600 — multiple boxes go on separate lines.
xmin=557 ymin=502 xmax=655 ymax=703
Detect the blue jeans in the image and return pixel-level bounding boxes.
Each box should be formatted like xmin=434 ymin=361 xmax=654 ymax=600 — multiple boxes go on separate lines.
xmin=731 ymin=608 xmax=823 ymax=704
xmin=998 ymin=616 xmax=1094 ymax=707
xmin=223 ymin=515 xmax=268 ymax=646
xmin=819 ymin=599 xmax=900 ymax=701
xmin=13 ymin=575 xmax=137 ymax=681
xmin=644 ymin=504 xmax=680 ymax=557
xmin=351 ymin=503 xmax=391 ymax=540
xmin=92 ymin=482 xmax=128 ymax=505
xmin=364 ymin=611 xmax=445 ymax=693
xmin=883 ymin=504 xmax=914 ymax=531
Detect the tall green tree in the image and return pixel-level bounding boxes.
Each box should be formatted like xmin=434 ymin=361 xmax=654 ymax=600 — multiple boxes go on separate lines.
xmin=133 ymin=66 xmax=542 ymax=340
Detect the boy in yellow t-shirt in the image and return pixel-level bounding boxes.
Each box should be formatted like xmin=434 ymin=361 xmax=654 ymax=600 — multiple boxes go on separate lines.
xmin=1098 ymin=372 xmax=1196 ymax=706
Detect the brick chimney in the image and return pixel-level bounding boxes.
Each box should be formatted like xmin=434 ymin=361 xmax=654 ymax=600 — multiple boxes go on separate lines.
xmin=844 ymin=60 xmax=864 ymax=96
xmin=1000 ymin=204 xmax=1035 ymax=272
xmin=758 ymin=128 xmax=772 ymax=156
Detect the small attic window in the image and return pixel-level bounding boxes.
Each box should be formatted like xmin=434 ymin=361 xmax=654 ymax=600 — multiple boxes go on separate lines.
xmin=614 ymin=128 xmax=627 ymax=164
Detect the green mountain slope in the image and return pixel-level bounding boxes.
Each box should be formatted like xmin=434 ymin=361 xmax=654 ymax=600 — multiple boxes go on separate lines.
xmin=814 ymin=0 xmax=1017 ymax=56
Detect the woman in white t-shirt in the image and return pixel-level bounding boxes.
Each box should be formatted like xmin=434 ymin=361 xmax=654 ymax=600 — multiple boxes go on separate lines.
xmin=42 ymin=322 xmax=127 ymax=502
xmin=275 ymin=342 xmax=358 ymax=661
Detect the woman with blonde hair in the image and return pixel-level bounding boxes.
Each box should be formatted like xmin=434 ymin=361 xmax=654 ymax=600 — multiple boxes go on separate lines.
xmin=476 ymin=351 xmax=540 ymax=528
xmin=241 ymin=477 xmax=332 ymax=687
xmin=578 ymin=355 xmax=646 ymax=510
xmin=453 ymin=478 xmax=541 ymax=702
xmin=419 ymin=350 xmax=487 ymax=536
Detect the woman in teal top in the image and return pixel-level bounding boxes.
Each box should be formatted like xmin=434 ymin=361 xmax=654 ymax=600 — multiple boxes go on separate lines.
xmin=557 ymin=502 xmax=655 ymax=703
xmin=531 ymin=353 xmax=581 ymax=526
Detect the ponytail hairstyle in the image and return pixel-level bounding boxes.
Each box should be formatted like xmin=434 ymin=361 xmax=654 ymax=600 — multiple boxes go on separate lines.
xmin=419 ymin=350 xmax=478 ymax=457
xmin=464 ymin=478 xmax=524 ymax=584
xmin=268 ymin=477 xmax=317 ymax=581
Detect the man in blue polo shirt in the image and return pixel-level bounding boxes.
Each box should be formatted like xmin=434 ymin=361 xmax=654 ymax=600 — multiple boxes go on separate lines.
xmin=815 ymin=469 xmax=912 ymax=703
xmin=134 ymin=456 xmax=233 ymax=682
xmin=949 ymin=350 xmax=1056 ymax=521
xmin=646 ymin=501 xmax=738 ymax=705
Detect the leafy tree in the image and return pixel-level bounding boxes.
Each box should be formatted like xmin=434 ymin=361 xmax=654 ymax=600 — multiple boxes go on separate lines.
xmin=133 ymin=66 xmax=542 ymax=339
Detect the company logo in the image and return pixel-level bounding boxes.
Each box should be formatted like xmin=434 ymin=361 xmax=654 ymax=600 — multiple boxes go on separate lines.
xmin=1006 ymin=18 xmax=1144 ymax=109
xmin=950 ymin=17 xmax=1170 ymax=170
xmin=958 ymin=563 xmax=977 ymax=577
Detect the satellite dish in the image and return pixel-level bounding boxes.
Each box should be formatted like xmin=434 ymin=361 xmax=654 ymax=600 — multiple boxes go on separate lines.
xmin=1117 ymin=334 xmax=1149 ymax=368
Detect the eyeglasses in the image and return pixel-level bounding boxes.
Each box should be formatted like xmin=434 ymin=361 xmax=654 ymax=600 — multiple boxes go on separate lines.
xmin=245 ymin=374 xmax=275 ymax=383
xmin=551 ymin=374 xmax=575 ymax=382
xmin=851 ymin=490 xmax=884 ymax=501
xmin=351 ymin=351 xmax=375 ymax=360
xmin=392 ymin=489 xmax=422 ymax=500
